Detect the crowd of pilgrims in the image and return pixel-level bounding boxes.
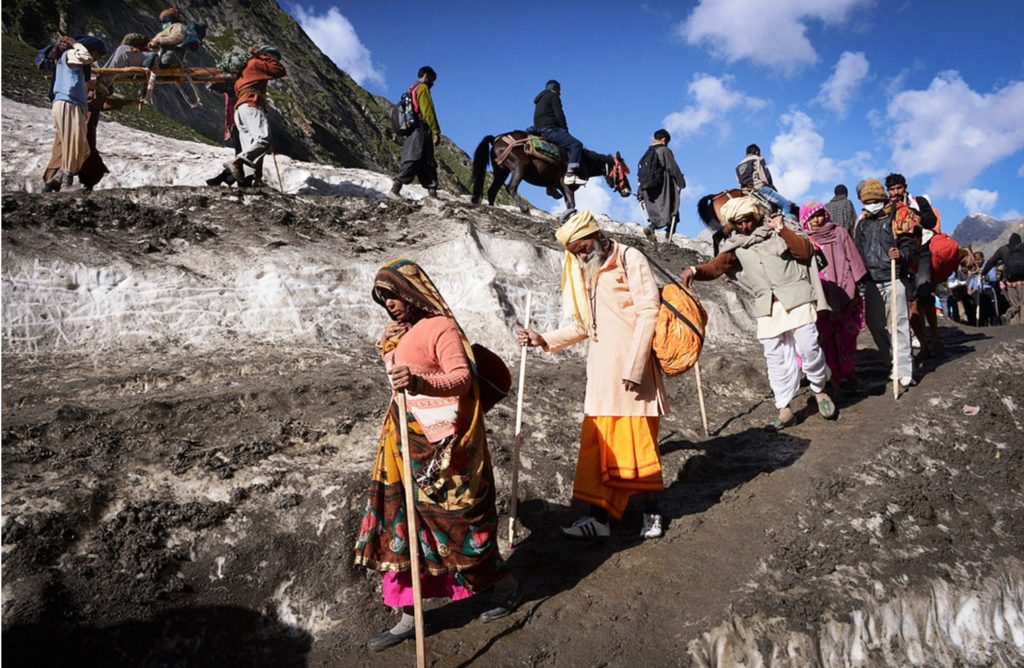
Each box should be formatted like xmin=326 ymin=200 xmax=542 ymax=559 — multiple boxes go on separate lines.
xmin=30 ymin=13 xmax=1024 ymax=654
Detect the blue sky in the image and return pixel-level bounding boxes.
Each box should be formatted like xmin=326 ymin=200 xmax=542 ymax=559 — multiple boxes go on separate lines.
xmin=287 ymin=1 xmax=1024 ymax=237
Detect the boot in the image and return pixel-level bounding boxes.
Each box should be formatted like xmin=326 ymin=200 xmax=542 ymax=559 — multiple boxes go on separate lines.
xmin=62 ymin=171 xmax=75 ymax=189
xmin=44 ymin=171 xmax=63 ymax=192
xmin=427 ymin=188 xmax=438 ymax=198
xmin=205 ymin=170 xmax=229 ymax=186
xmin=386 ymin=180 xmax=402 ymax=201
xmin=224 ymin=159 xmax=247 ymax=187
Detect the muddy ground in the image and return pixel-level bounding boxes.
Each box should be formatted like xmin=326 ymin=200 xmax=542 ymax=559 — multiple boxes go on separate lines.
xmin=2 ymin=189 xmax=1022 ymax=667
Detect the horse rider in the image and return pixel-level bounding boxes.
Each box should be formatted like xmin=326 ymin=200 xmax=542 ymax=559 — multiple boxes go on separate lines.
xmin=530 ymin=80 xmax=586 ymax=186
xmin=736 ymin=144 xmax=797 ymax=217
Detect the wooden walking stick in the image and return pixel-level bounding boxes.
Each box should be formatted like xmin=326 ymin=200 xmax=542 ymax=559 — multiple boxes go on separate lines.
xmin=507 ymin=291 xmax=533 ymax=547
xmin=396 ymin=391 xmax=426 ymax=668
xmin=694 ymin=360 xmax=710 ymax=438
xmin=272 ymin=150 xmax=284 ymax=193
xmin=891 ymin=258 xmax=899 ymax=400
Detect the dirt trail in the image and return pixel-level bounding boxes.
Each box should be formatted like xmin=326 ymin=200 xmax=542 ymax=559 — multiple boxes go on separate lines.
xmin=3 ymin=189 xmax=1023 ymax=667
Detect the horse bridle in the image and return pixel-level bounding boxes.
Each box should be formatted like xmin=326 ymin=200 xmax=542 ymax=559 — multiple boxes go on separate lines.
xmin=604 ymin=155 xmax=631 ymax=194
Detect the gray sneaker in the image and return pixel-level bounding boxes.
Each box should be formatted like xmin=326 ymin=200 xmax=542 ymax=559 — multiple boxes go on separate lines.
xmin=561 ymin=515 xmax=609 ymax=540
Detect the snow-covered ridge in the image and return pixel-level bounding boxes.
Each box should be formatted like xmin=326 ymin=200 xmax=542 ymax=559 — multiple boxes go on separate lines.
xmin=1 ymin=98 xmax=754 ymax=360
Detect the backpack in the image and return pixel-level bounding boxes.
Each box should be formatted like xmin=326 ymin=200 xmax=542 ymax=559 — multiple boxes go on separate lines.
xmin=637 ymin=146 xmax=665 ymax=199
xmin=181 ymin=21 xmax=207 ymax=52
xmin=1005 ymin=244 xmax=1024 ymax=279
xmin=653 ymin=283 xmax=707 ymax=376
xmin=218 ymin=51 xmax=248 ymax=75
xmin=929 ymin=232 xmax=961 ymax=284
xmin=390 ymin=85 xmax=419 ymax=137
xmin=624 ymin=247 xmax=707 ymax=376
xmin=470 ymin=344 xmax=511 ymax=413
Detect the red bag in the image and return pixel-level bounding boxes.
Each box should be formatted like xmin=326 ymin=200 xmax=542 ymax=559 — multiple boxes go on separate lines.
xmin=930 ymin=232 xmax=961 ymax=284
xmin=470 ymin=344 xmax=511 ymax=413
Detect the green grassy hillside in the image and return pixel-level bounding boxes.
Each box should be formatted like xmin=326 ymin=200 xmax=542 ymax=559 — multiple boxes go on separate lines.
xmin=1 ymin=0 xmax=478 ymax=194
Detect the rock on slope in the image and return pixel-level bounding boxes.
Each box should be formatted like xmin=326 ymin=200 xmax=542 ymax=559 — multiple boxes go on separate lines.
xmin=952 ymin=213 xmax=1024 ymax=258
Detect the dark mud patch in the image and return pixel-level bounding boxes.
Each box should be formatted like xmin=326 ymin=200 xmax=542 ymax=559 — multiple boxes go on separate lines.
xmin=2 ymin=193 xmax=217 ymax=243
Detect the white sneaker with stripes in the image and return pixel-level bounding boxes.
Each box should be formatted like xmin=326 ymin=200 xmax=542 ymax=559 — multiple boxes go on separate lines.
xmin=561 ymin=515 xmax=610 ymax=540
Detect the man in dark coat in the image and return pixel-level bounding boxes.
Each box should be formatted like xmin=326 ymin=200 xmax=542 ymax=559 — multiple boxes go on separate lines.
xmin=638 ymin=129 xmax=686 ymax=240
xmin=982 ymin=232 xmax=1024 ymax=324
xmin=854 ymin=178 xmax=918 ymax=390
xmin=825 ymin=184 xmax=857 ymax=235
xmin=530 ymin=80 xmax=585 ymax=185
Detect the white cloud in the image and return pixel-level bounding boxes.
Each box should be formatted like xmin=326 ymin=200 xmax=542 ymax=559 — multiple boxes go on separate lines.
xmin=662 ymin=74 xmax=766 ymax=139
xmin=769 ymin=111 xmax=840 ymax=203
xmin=292 ymin=5 xmax=385 ymax=89
xmin=818 ymin=51 xmax=869 ymax=117
xmin=961 ymin=188 xmax=998 ymax=213
xmin=678 ymin=0 xmax=870 ymax=73
xmin=887 ymin=71 xmax=1024 ymax=195
xmin=550 ymin=181 xmax=645 ymax=225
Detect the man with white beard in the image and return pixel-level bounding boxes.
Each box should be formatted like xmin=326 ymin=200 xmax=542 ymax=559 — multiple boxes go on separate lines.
xmin=517 ymin=210 xmax=669 ymax=540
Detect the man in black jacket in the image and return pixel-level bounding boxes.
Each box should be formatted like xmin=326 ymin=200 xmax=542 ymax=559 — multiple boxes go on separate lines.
xmin=854 ymin=178 xmax=917 ymax=390
xmin=982 ymin=232 xmax=1024 ymax=324
xmin=530 ymin=80 xmax=585 ymax=185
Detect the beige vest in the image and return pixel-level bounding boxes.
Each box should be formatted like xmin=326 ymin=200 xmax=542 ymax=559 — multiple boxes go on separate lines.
xmin=735 ymin=244 xmax=817 ymax=317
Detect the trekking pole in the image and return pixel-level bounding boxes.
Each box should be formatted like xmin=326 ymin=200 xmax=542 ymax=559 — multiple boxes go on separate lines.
xmin=507 ymin=290 xmax=532 ymax=548
xmin=975 ymin=273 xmax=982 ymax=326
xmin=272 ymin=150 xmax=284 ymax=193
xmin=396 ymin=391 xmax=426 ymax=668
xmin=891 ymin=259 xmax=899 ymax=400
xmin=694 ymin=360 xmax=710 ymax=438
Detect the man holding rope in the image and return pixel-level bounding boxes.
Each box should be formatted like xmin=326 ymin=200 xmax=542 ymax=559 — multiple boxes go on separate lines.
xmin=518 ymin=210 xmax=668 ymax=540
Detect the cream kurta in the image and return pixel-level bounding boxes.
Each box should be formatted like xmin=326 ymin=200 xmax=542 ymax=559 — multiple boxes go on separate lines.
xmin=543 ymin=241 xmax=668 ymax=417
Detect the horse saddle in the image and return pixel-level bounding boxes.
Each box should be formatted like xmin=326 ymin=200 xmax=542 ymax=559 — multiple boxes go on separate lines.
xmin=524 ymin=135 xmax=564 ymax=164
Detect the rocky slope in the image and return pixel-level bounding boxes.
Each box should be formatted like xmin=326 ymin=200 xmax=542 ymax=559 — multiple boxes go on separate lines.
xmin=3 ymin=106 xmax=1022 ymax=667
xmin=1 ymin=0 xmax=477 ymax=193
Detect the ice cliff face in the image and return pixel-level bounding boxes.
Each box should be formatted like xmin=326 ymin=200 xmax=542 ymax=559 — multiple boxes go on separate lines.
xmin=1 ymin=98 xmax=757 ymax=362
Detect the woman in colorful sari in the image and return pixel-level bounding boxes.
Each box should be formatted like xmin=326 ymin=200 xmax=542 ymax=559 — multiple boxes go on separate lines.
xmin=354 ymin=258 xmax=520 ymax=652
xmin=799 ymin=201 xmax=868 ymax=391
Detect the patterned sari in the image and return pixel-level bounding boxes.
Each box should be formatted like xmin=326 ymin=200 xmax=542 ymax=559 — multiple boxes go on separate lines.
xmin=353 ymin=259 xmax=506 ymax=592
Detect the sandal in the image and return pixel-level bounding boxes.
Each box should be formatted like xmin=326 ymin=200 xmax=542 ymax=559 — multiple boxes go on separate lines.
xmin=816 ymin=396 xmax=836 ymax=420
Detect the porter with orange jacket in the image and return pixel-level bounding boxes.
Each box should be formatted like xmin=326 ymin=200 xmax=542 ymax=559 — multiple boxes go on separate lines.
xmin=224 ymin=46 xmax=286 ymax=188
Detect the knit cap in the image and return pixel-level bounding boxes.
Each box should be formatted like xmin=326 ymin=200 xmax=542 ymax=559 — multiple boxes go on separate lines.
xmin=857 ymin=178 xmax=886 ymax=203
xmin=258 ymin=45 xmax=281 ymax=60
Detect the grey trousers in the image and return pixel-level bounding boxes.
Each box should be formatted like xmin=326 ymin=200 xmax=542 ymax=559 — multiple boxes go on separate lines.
xmin=234 ymin=104 xmax=271 ymax=172
xmin=863 ymin=279 xmax=913 ymax=381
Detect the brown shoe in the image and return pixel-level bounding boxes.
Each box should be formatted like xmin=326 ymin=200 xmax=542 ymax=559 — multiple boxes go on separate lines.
xmin=224 ymin=159 xmax=247 ymax=187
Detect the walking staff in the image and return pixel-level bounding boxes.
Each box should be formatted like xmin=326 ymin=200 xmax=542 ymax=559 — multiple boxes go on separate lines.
xmin=507 ymin=291 xmax=533 ymax=546
xmin=396 ymin=392 xmax=425 ymax=668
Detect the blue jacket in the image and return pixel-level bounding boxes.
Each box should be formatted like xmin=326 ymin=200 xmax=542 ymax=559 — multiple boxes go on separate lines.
xmin=53 ymin=51 xmax=89 ymax=110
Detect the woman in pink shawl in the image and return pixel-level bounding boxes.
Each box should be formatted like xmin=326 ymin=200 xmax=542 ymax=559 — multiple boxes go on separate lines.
xmin=799 ymin=201 xmax=868 ymax=389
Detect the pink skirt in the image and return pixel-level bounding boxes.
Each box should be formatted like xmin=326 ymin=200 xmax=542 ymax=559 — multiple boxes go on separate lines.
xmin=382 ymin=571 xmax=474 ymax=607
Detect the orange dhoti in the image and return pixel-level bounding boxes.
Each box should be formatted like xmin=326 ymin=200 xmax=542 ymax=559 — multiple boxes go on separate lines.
xmin=572 ymin=416 xmax=663 ymax=520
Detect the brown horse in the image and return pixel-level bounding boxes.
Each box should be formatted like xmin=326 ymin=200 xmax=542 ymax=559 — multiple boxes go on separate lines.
xmin=471 ymin=131 xmax=632 ymax=213
xmin=697 ymin=188 xmax=781 ymax=254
